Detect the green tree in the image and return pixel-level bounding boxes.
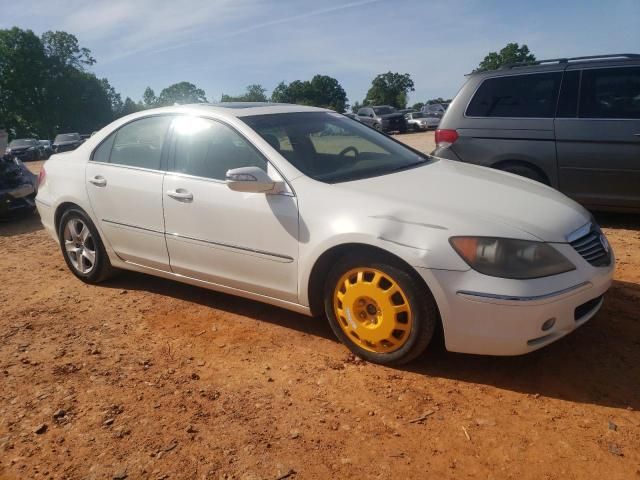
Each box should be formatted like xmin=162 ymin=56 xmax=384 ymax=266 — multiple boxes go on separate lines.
xmin=157 ymin=81 xmax=207 ymax=106
xmin=120 ymin=97 xmax=143 ymax=116
xmin=364 ymin=72 xmax=414 ymax=109
xmin=351 ymin=101 xmax=363 ymax=113
xmin=99 ymin=78 xmax=123 ymax=116
xmin=476 ymin=43 xmax=535 ymax=71
xmin=142 ymin=87 xmax=157 ymax=108
xmin=411 ymin=102 xmax=424 ymax=111
xmin=41 ymin=30 xmax=95 ymax=70
xmin=221 ymin=84 xmax=268 ymax=103
xmin=425 ymin=97 xmax=452 ymax=105
xmin=270 ymin=75 xmax=347 ymax=112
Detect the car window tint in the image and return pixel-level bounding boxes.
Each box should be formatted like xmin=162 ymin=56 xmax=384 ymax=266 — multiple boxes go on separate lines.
xmin=308 ymin=121 xmax=386 ymax=156
xmin=110 ymin=116 xmax=171 ymax=169
xmin=579 ymin=67 xmax=640 ymax=119
xmin=556 ymin=70 xmax=580 ymax=118
xmin=466 ymin=72 xmax=562 ymax=117
xmin=92 ymin=132 xmax=116 ymax=163
xmin=171 ymin=116 xmax=268 ymax=180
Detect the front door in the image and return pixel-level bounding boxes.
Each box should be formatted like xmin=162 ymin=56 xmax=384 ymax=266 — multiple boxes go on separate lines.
xmin=556 ymin=66 xmax=640 ymax=210
xmin=162 ymin=115 xmax=299 ymax=301
xmin=86 ymin=115 xmax=172 ymax=270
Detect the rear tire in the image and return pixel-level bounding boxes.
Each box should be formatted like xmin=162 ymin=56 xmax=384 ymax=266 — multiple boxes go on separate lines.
xmin=324 ymin=253 xmax=437 ymax=365
xmin=498 ymin=163 xmax=549 ymax=185
xmin=58 ymin=208 xmax=115 ymax=284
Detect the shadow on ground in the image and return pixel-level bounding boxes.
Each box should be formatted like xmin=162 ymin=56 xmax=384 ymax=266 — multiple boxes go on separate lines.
xmin=102 ymin=267 xmax=640 ymax=411
xmin=0 ymin=212 xmax=43 ymax=237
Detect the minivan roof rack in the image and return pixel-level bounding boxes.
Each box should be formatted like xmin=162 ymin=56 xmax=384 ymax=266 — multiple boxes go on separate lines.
xmin=499 ymin=53 xmax=640 ymax=69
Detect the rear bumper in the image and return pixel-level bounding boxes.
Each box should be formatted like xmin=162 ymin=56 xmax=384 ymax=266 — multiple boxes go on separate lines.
xmin=416 ymin=250 xmax=615 ymax=356
xmin=35 ymin=198 xmax=57 ymax=239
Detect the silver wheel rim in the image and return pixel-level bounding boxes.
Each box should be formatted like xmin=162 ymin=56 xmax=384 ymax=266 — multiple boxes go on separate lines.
xmin=63 ymin=218 xmax=96 ymax=275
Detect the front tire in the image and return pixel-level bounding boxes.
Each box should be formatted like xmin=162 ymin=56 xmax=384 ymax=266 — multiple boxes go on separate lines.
xmin=58 ymin=208 xmax=115 ymax=284
xmin=324 ymin=254 xmax=437 ymax=365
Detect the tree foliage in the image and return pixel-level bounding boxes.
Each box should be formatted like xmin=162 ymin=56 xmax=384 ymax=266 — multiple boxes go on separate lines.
xmin=476 ymin=43 xmax=535 ymax=71
xmin=425 ymin=97 xmax=452 ymax=105
xmin=41 ymin=30 xmax=96 ymax=70
xmin=142 ymin=87 xmax=157 ymax=108
xmin=221 ymin=84 xmax=268 ymax=103
xmin=271 ymin=75 xmax=347 ymax=113
xmin=364 ymin=72 xmax=414 ymax=109
xmin=411 ymin=102 xmax=424 ymax=111
xmin=157 ymin=82 xmax=207 ymax=106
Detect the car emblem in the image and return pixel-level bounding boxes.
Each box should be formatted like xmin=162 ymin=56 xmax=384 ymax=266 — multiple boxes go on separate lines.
xmin=599 ymin=234 xmax=609 ymax=253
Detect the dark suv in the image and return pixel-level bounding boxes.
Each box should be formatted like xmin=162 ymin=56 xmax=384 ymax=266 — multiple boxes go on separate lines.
xmin=357 ymin=106 xmax=408 ymax=133
xmin=433 ymin=54 xmax=640 ymax=213
xmin=53 ymin=132 xmax=84 ymax=153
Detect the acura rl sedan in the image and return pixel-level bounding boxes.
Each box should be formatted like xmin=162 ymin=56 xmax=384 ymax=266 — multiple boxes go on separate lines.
xmin=35 ymin=103 xmax=614 ymax=365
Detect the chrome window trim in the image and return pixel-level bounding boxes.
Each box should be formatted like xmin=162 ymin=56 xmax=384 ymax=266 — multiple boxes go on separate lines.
xmin=89 ymin=160 xmax=165 ymax=175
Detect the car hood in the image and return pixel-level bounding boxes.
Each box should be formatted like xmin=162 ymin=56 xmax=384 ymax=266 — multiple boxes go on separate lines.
xmin=336 ymin=159 xmax=590 ymax=243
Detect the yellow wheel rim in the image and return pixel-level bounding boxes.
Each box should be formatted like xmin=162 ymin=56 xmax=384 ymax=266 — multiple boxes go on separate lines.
xmin=333 ymin=267 xmax=413 ymax=353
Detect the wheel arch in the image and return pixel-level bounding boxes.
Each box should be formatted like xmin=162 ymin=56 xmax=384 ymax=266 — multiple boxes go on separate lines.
xmin=306 ymin=242 xmax=440 ymax=320
xmin=54 ymin=201 xmax=85 ymax=234
xmin=491 ymin=159 xmax=551 ymax=186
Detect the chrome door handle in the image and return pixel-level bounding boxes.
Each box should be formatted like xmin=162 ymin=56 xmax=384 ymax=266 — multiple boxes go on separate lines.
xmin=166 ymin=189 xmax=193 ymax=202
xmin=88 ymin=176 xmax=107 ymax=187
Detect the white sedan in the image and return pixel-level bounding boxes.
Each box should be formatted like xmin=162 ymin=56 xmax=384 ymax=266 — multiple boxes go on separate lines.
xmin=35 ymin=103 xmax=614 ymax=365
xmin=405 ymin=111 xmax=440 ymax=131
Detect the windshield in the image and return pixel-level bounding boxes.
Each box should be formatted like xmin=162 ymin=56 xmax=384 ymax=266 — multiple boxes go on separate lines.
xmin=54 ymin=133 xmax=80 ymax=142
xmin=373 ymin=106 xmax=396 ymax=115
xmin=242 ymin=112 xmax=431 ymax=183
xmin=9 ymin=139 xmax=36 ymax=147
xmin=411 ymin=112 xmax=426 ymax=118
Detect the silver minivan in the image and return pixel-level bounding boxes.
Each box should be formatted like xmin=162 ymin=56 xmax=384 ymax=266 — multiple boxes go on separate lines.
xmin=433 ymin=54 xmax=640 ymax=213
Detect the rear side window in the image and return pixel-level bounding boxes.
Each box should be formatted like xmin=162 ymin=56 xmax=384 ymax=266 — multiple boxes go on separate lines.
xmin=109 ymin=116 xmax=171 ymax=169
xmin=466 ymin=72 xmax=562 ymax=118
xmin=92 ymin=133 xmax=115 ymax=163
xmin=170 ymin=116 xmax=268 ymax=180
xmin=556 ymin=70 xmax=580 ymax=118
xmin=579 ymin=67 xmax=640 ymax=119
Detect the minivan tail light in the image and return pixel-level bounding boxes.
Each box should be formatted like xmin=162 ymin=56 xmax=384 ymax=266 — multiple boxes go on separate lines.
xmin=435 ymin=129 xmax=458 ymax=148
xmin=38 ymin=166 xmax=46 ymax=187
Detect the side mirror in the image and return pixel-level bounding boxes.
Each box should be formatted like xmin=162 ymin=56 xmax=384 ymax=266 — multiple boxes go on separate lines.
xmin=225 ymin=166 xmax=280 ymax=193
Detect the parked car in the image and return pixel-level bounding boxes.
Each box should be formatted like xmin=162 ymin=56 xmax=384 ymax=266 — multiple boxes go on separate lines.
xmin=433 ymin=53 xmax=640 ymax=213
xmin=6 ymin=138 xmax=43 ymax=161
xmin=422 ymin=103 xmax=449 ymax=117
xmin=37 ymin=103 xmax=613 ymax=365
xmin=343 ymin=112 xmax=360 ymax=121
xmin=53 ymin=133 xmax=84 ymax=153
xmin=357 ymin=106 xmax=407 ymax=133
xmin=38 ymin=140 xmax=53 ymax=159
xmin=398 ymin=108 xmax=416 ymax=115
xmin=405 ymin=111 xmax=440 ymax=131
xmin=0 ymin=153 xmax=38 ymax=218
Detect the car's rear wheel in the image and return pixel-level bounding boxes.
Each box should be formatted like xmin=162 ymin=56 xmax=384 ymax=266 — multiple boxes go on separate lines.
xmin=324 ymin=255 xmax=437 ymax=365
xmin=498 ymin=163 xmax=549 ymax=185
xmin=58 ymin=208 xmax=115 ymax=284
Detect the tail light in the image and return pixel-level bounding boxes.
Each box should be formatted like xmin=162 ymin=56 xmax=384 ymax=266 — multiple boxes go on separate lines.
xmin=435 ymin=129 xmax=458 ymax=148
xmin=38 ymin=166 xmax=46 ymax=187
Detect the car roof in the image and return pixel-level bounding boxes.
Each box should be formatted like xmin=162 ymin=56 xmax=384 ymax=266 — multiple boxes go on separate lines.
xmin=468 ymin=53 xmax=640 ymax=77
xmin=180 ymin=102 xmax=329 ymax=117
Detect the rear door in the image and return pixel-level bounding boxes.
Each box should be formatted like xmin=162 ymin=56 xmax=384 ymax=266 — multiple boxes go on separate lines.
xmin=86 ymin=115 xmax=172 ymax=270
xmin=555 ymin=65 xmax=640 ymax=210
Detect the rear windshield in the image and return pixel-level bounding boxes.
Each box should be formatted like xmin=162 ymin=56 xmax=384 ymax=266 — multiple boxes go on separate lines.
xmin=54 ymin=133 xmax=80 ymax=142
xmin=466 ymin=72 xmax=562 ymax=118
xmin=242 ymin=111 xmax=430 ymax=183
xmin=9 ymin=139 xmax=37 ymax=147
xmin=373 ymin=107 xmax=396 ymax=115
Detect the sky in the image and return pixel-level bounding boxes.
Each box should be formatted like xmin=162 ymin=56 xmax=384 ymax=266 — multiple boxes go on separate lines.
xmin=2 ymin=0 xmax=639 ymax=107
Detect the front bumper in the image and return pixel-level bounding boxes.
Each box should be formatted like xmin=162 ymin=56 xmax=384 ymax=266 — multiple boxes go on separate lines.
xmin=416 ymin=245 xmax=615 ymax=356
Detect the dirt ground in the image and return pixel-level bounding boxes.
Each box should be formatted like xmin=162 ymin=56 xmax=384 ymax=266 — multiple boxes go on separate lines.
xmin=1 ymin=131 xmax=638 ymax=480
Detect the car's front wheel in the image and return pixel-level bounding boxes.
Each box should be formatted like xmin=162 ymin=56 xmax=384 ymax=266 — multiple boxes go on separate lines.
xmin=58 ymin=208 xmax=115 ymax=284
xmin=324 ymin=254 xmax=437 ymax=365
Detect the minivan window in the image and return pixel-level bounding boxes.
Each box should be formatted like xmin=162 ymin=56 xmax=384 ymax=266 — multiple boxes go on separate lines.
xmin=556 ymin=70 xmax=580 ymax=118
xmin=170 ymin=116 xmax=268 ymax=180
xmin=109 ymin=116 xmax=171 ymax=169
xmin=466 ymin=72 xmax=562 ymax=118
xmin=579 ymin=66 xmax=640 ymax=119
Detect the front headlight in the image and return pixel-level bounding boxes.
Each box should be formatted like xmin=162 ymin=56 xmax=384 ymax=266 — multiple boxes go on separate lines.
xmin=450 ymin=237 xmax=575 ymax=279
